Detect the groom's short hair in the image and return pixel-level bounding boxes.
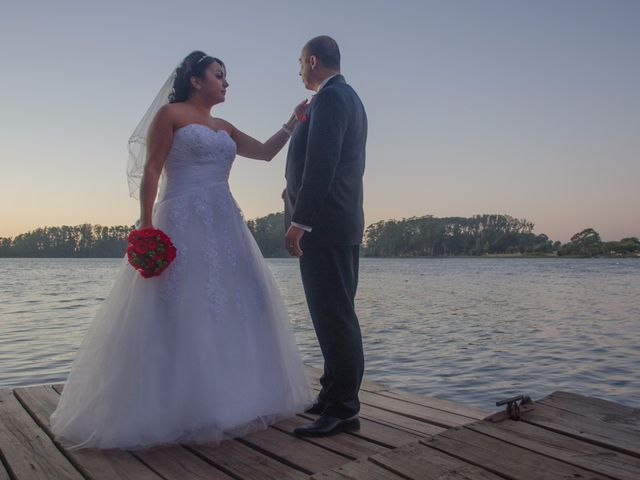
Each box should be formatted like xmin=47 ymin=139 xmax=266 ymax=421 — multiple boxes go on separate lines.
xmin=304 ymin=36 xmax=340 ymax=70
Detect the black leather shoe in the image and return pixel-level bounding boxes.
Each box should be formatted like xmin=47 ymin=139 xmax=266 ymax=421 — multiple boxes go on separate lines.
xmin=293 ymin=415 xmax=360 ymax=437
xmin=304 ymin=402 xmax=326 ymax=415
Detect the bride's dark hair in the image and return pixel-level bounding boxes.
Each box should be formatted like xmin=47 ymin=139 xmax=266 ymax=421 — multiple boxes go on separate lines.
xmin=169 ymin=51 xmax=225 ymax=103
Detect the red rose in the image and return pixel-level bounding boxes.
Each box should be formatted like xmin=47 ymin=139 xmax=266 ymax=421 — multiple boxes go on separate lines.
xmin=126 ymin=228 xmax=177 ymax=278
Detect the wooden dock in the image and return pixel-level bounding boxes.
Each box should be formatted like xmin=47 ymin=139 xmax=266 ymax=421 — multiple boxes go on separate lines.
xmin=1 ymin=366 xmax=639 ymax=479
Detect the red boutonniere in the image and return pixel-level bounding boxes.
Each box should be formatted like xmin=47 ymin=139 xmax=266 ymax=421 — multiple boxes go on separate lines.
xmin=296 ymin=95 xmax=316 ymax=123
xmin=127 ymin=228 xmax=177 ymax=278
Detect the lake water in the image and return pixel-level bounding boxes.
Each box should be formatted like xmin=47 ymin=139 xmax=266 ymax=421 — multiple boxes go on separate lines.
xmin=1 ymin=257 xmax=639 ymax=411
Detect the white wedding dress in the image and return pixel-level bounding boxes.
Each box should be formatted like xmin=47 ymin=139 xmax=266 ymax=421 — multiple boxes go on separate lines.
xmin=50 ymin=124 xmax=314 ymax=450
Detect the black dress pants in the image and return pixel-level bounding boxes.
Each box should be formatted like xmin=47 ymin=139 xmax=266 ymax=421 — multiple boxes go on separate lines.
xmin=299 ymin=245 xmax=364 ymax=419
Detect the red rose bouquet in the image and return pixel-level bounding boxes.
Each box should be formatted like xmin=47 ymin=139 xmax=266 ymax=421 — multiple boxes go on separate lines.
xmin=126 ymin=228 xmax=177 ymax=278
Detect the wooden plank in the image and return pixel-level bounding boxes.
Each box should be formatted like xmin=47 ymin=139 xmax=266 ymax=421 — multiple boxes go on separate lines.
xmin=133 ymin=446 xmax=235 ymax=480
xmin=373 ymin=389 xmax=490 ymax=420
xmin=468 ymin=418 xmax=640 ymax=480
xmin=306 ymin=365 xmax=490 ymax=420
xmin=14 ymin=385 xmax=162 ymax=480
xmin=310 ymin=458 xmax=406 ymax=480
xmin=423 ymin=426 xmax=613 ymax=480
xmin=238 ymin=425 xmax=350 ymax=474
xmin=274 ymin=416 xmax=387 ymax=459
xmin=369 ymin=441 xmax=503 ymax=480
xmin=539 ymin=391 xmax=640 ymax=427
xmin=0 ymin=462 xmax=10 ymax=480
xmin=0 ymin=388 xmax=84 ymax=480
xmin=358 ymin=390 xmax=473 ymax=428
xmin=522 ymin=401 xmax=640 ymax=457
xmin=308 ymin=378 xmax=474 ymax=429
xmin=295 ymin=412 xmax=423 ymax=449
xmin=189 ymin=439 xmax=309 ymax=479
xmin=310 ymin=386 xmax=445 ymax=437
xmin=70 ymin=449 xmax=164 ymax=480
xmin=355 ymin=403 xmax=445 ymax=437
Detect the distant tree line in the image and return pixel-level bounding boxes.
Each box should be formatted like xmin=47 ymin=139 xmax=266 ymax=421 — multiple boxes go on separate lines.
xmin=1 ymin=214 xmax=638 ymax=258
xmin=0 ymin=224 xmax=132 ymax=257
xmin=363 ymin=214 xmax=558 ymax=256
xmin=557 ymin=228 xmax=640 ymax=257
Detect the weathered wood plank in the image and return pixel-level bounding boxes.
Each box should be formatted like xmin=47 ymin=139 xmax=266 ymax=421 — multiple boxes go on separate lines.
xmin=188 ymin=439 xmax=309 ymax=479
xmin=274 ymin=416 xmax=388 ymax=459
xmin=0 ymin=462 xmax=10 ymax=480
xmin=358 ymin=389 xmax=475 ymax=428
xmin=373 ymin=389 xmax=489 ymax=420
xmin=424 ymin=426 xmax=612 ymax=480
xmin=468 ymin=418 xmax=640 ymax=480
xmin=132 ymin=446 xmax=234 ymax=480
xmin=308 ymin=371 xmax=475 ymax=429
xmin=296 ymin=412 xmax=424 ymax=449
xmin=310 ymin=386 xmax=445 ymax=437
xmin=523 ymin=401 xmax=640 ymax=458
xmin=13 ymin=385 xmax=162 ymax=480
xmin=539 ymin=391 xmax=640 ymax=428
xmin=358 ymin=405 xmax=445 ymax=437
xmin=370 ymin=441 xmax=503 ymax=480
xmin=310 ymin=458 xmax=405 ymax=479
xmin=0 ymin=388 xmax=84 ymax=480
xmin=306 ymin=365 xmax=489 ymax=420
xmin=70 ymin=449 xmax=164 ymax=480
xmin=238 ymin=425 xmax=350 ymax=474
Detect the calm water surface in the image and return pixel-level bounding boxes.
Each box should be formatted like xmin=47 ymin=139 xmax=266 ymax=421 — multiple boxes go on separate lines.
xmin=1 ymin=257 xmax=639 ymax=410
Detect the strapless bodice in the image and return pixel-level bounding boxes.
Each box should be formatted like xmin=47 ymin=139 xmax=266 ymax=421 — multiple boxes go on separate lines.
xmin=159 ymin=124 xmax=237 ymax=200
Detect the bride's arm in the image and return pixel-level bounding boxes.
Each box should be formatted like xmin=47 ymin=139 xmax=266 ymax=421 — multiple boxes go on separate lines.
xmin=139 ymin=107 xmax=174 ymax=229
xmin=226 ymin=99 xmax=308 ymax=162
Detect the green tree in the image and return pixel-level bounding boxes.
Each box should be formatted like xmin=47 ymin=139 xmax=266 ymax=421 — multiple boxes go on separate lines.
xmin=247 ymin=212 xmax=287 ymax=257
xmin=559 ymin=228 xmax=602 ymax=256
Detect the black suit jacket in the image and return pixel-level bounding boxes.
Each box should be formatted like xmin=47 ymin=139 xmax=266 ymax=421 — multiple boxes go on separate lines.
xmin=285 ymin=75 xmax=367 ymax=248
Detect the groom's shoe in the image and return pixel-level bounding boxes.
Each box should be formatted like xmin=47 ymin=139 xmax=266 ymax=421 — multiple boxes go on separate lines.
xmin=304 ymin=402 xmax=326 ymax=415
xmin=293 ymin=415 xmax=360 ymax=437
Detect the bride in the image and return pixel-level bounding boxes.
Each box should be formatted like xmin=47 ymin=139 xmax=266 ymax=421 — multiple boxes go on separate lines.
xmin=50 ymin=51 xmax=314 ymax=450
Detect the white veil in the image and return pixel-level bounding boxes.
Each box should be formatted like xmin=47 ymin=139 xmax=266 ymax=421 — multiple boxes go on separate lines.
xmin=126 ymin=72 xmax=175 ymax=199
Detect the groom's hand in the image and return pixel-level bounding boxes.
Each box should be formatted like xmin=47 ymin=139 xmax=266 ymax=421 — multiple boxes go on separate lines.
xmin=285 ymin=225 xmax=305 ymax=257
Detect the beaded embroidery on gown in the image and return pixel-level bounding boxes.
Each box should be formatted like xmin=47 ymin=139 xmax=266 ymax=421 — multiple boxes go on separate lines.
xmin=50 ymin=124 xmax=314 ymax=449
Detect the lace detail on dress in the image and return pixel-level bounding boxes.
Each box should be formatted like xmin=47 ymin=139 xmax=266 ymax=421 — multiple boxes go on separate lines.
xmin=193 ymin=190 xmax=210 ymax=224
xmin=159 ymin=194 xmax=189 ymax=312
xmin=205 ymin=240 xmax=224 ymax=317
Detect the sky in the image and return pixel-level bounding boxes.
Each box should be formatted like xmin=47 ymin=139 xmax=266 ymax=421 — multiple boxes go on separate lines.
xmin=1 ymin=0 xmax=638 ymax=243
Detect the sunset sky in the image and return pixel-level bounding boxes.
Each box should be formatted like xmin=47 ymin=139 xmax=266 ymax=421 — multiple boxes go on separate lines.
xmin=1 ymin=0 xmax=638 ymax=242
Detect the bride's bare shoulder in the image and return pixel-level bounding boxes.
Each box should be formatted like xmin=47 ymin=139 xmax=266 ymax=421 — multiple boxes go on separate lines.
xmin=153 ymin=103 xmax=190 ymax=129
xmin=157 ymin=103 xmax=187 ymax=118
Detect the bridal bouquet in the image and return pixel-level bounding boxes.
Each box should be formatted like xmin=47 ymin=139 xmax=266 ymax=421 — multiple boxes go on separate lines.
xmin=126 ymin=228 xmax=177 ymax=278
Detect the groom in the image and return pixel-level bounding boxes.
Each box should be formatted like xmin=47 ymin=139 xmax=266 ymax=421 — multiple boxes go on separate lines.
xmin=284 ymin=36 xmax=367 ymax=437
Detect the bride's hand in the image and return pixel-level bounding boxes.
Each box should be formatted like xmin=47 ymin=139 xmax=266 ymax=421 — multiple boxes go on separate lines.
xmin=137 ymin=219 xmax=154 ymax=230
xmin=294 ymin=99 xmax=309 ymax=121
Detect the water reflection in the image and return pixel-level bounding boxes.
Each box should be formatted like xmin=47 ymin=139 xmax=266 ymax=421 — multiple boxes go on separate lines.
xmin=1 ymin=257 xmax=639 ymax=410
